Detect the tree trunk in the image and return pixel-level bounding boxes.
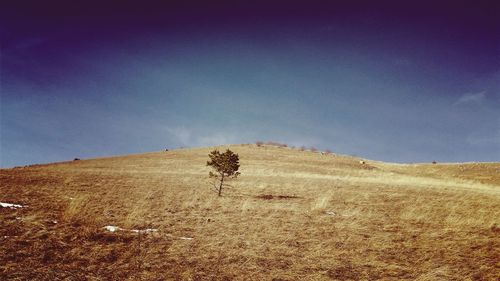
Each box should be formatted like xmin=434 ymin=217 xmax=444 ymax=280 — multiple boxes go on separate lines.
xmin=218 ymin=174 xmax=224 ymax=196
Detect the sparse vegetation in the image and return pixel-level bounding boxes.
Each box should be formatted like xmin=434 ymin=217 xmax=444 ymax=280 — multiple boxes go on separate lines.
xmin=0 ymin=145 xmax=499 ymax=280
xmin=207 ymin=149 xmax=241 ymax=196
xmin=267 ymin=141 xmax=287 ymax=148
xmin=255 ymin=194 xmax=300 ymax=200
xmin=255 ymin=141 xmax=288 ymax=148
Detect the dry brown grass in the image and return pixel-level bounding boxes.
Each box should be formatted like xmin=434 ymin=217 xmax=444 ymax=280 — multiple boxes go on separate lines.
xmin=1 ymin=144 xmax=499 ymax=280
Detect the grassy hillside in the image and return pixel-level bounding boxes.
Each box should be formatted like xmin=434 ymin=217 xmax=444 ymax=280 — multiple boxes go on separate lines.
xmin=1 ymin=144 xmax=499 ymax=280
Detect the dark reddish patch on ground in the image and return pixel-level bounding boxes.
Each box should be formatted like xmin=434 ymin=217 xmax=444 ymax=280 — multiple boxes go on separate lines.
xmin=255 ymin=195 xmax=301 ymax=200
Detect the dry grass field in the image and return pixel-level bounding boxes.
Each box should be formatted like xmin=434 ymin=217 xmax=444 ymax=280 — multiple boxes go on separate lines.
xmin=1 ymin=144 xmax=499 ymax=280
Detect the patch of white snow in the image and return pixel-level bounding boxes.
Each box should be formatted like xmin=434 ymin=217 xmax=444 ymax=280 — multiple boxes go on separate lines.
xmin=131 ymin=228 xmax=158 ymax=234
xmin=0 ymin=202 xmax=24 ymax=209
xmin=103 ymin=225 xmax=121 ymax=232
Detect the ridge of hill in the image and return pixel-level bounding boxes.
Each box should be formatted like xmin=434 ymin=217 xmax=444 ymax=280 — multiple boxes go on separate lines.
xmin=1 ymin=144 xmax=499 ymax=280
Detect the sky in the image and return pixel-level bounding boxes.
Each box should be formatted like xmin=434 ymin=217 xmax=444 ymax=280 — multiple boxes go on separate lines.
xmin=1 ymin=0 xmax=499 ymax=167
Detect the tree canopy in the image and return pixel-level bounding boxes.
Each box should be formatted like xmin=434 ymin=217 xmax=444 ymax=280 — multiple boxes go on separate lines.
xmin=207 ymin=149 xmax=240 ymax=196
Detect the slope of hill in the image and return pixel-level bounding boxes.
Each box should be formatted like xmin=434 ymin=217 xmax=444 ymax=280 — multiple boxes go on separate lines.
xmin=1 ymin=144 xmax=499 ymax=280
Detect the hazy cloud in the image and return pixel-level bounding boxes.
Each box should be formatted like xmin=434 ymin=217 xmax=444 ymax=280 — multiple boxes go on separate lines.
xmin=287 ymin=137 xmax=323 ymax=149
xmin=454 ymin=91 xmax=486 ymax=106
xmin=466 ymin=134 xmax=500 ymax=145
xmin=165 ymin=127 xmax=191 ymax=145
xmin=197 ymin=134 xmax=237 ymax=147
xmin=165 ymin=126 xmax=238 ymax=148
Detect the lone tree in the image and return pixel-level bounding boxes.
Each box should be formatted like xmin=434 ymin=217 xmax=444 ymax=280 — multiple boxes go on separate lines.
xmin=207 ymin=149 xmax=240 ymax=196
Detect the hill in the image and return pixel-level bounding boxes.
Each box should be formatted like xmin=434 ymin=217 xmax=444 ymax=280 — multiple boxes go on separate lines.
xmin=1 ymin=144 xmax=499 ymax=280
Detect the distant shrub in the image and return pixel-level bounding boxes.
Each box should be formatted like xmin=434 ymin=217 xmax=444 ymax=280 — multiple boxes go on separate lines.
xmin=310 ymin=146 xmax=318 ymax=152
xmin=325 ymin=149 xmax=332 ymax=154
xmin=266 ymin=141 xmax=280 ymax=147
xmin=258 ymin=141 xmax=289 ymax=148
xmin=256 ymin=141 xmax=264 ymax=147
xmin=299 ymin=146 xmax=306 ymax=151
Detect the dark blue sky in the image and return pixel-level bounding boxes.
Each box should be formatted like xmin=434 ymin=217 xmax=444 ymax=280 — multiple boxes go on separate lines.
xmin=1 ymin=1 xmax=499 ymax=167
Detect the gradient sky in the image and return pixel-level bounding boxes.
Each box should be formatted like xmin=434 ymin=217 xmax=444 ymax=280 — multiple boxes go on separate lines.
xmin=1 ymin=1 xmax=499 ymax=167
